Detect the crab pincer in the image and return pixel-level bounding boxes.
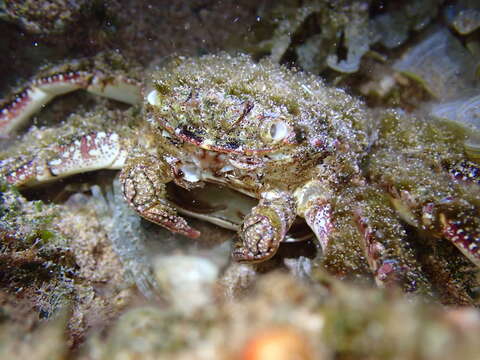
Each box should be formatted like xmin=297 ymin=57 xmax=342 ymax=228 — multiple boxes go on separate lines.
xmin=233 ymin=191 xmax=296 ymax=262
xmin=120 ymin=153 xmax=200 ymax=238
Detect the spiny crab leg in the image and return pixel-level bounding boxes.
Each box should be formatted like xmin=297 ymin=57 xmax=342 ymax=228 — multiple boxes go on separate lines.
xmin=2 ymin=131 xmax=127 ymax=187
xmin=0 ymin=69 xmax=141 ymax=136
xmin=233 ymin=190 xmax=296 ymax=262
xmin=119 ymin=153 xmax=201 ymax=239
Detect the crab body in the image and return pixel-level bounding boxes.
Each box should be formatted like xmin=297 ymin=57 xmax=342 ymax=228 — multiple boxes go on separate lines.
xmin=122 ymin=55 xmax=371 ymax=263
xmin=1 ymin=54 xmax=479 ymax=295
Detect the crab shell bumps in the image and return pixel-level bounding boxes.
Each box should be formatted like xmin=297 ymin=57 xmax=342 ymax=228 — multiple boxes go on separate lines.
xmin=0 ymin=54 xmax=370 ymax=261
xmin=122 ymin=55 xmax=371 ymax=263
xmin=1 ymin=54 xmax=479 ymax=293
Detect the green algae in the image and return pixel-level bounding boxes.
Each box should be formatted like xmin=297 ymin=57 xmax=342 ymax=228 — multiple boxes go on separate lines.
xmin=0 ymin=181 xmax=76 ymax=319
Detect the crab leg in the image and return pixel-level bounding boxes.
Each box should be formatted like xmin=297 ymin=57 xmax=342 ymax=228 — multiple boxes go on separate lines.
xmin=354 ymin=208 xmax=407 ymax=287
xmin=296 ymin=181 xmax=423 ymax=288
xmin=440 ymin=213 xmax=480 ymax=267
xmin=352 ymin=187 xmax=434 ymax=290
xmin=294 ymin=180 xmax=333 ymax=252
xmin=233 ymin=190 xmax=296 ymax=262
xmin=0 ymin=69 xmax=141 ymax=136
xmin=1 ymin=131 xmax=127 ymax=187
xmin=422 ymin=203 xmax=480 ymax=268
xmin=119 ymin=153 xmax=200 ymax=239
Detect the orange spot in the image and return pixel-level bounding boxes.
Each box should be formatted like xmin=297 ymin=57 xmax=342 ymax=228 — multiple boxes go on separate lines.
xmin=240 ymin=327 xmax=314 ymax=360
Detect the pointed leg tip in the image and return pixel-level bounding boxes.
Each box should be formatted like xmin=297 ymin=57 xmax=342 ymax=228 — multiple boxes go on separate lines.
xmin=146 ymin=213 xmax=201 ymax=239
xmin=185 ymin=228 xmax=201 ymax=239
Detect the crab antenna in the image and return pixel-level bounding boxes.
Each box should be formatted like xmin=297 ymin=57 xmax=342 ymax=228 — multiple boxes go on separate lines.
xmin=227 ymin=100 xmax=254 ymax=132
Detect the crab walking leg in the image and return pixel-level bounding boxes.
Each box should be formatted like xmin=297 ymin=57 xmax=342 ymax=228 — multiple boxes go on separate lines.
xmin=354 ymin=208 xmax=406 ymax=287
xmin=439 ymin=213 xmax=480 ymax=268
xmin=352 ymin=187 xmax=429 ymax=289
xmin=2 ymin=131 xmax=127 ymax=187
xmin=0 ymin=70 xmax=141 ymax=136
xmin=233 ymin=190 xmax=296 ymax=262
xmin=294 ymin=180 xmax=333 ymax=252
xmin=119 ymin=153 xmax=201 ymax=239
xmin=422 ymin=203 xmax=480 ymax=268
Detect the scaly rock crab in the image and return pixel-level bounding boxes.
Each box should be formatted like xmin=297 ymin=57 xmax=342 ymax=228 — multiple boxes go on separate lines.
xmin=1 ymin=54 xmax=479 ymax=294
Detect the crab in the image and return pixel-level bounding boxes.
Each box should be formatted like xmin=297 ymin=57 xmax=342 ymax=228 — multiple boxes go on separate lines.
xmin=1 ymin=53 xmax=479 ymax=295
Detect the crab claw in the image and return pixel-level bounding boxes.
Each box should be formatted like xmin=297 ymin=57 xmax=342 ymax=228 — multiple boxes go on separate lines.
xmin=233 ymin=191 xmax=296 ymax=263
xmin=447 ymin=160 xmax=480 ymax=185
xmin=0 ymin=155 xmax=44 ymax=186
xmin=233 ymin=213 xmax=277 ymax=262
xmin=119 ymin=153 xmax=200 ymax=238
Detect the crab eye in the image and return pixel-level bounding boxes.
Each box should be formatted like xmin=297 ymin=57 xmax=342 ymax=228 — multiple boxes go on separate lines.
xmin=270 ymin=121 xmax=288 ymax=141
xmin=261 ymin=118 xmax=289 ymax=143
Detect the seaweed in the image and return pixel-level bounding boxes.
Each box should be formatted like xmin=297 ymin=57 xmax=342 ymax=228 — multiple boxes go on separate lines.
xmin=0 ymin=181 xmax=77 ymax=319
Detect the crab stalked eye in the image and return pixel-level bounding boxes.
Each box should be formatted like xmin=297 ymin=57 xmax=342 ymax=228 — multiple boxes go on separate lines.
xmin=270 ymin=121 xmax=288 ymax=141
xmin=261 ymin=118 xmax=290 ymax=143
